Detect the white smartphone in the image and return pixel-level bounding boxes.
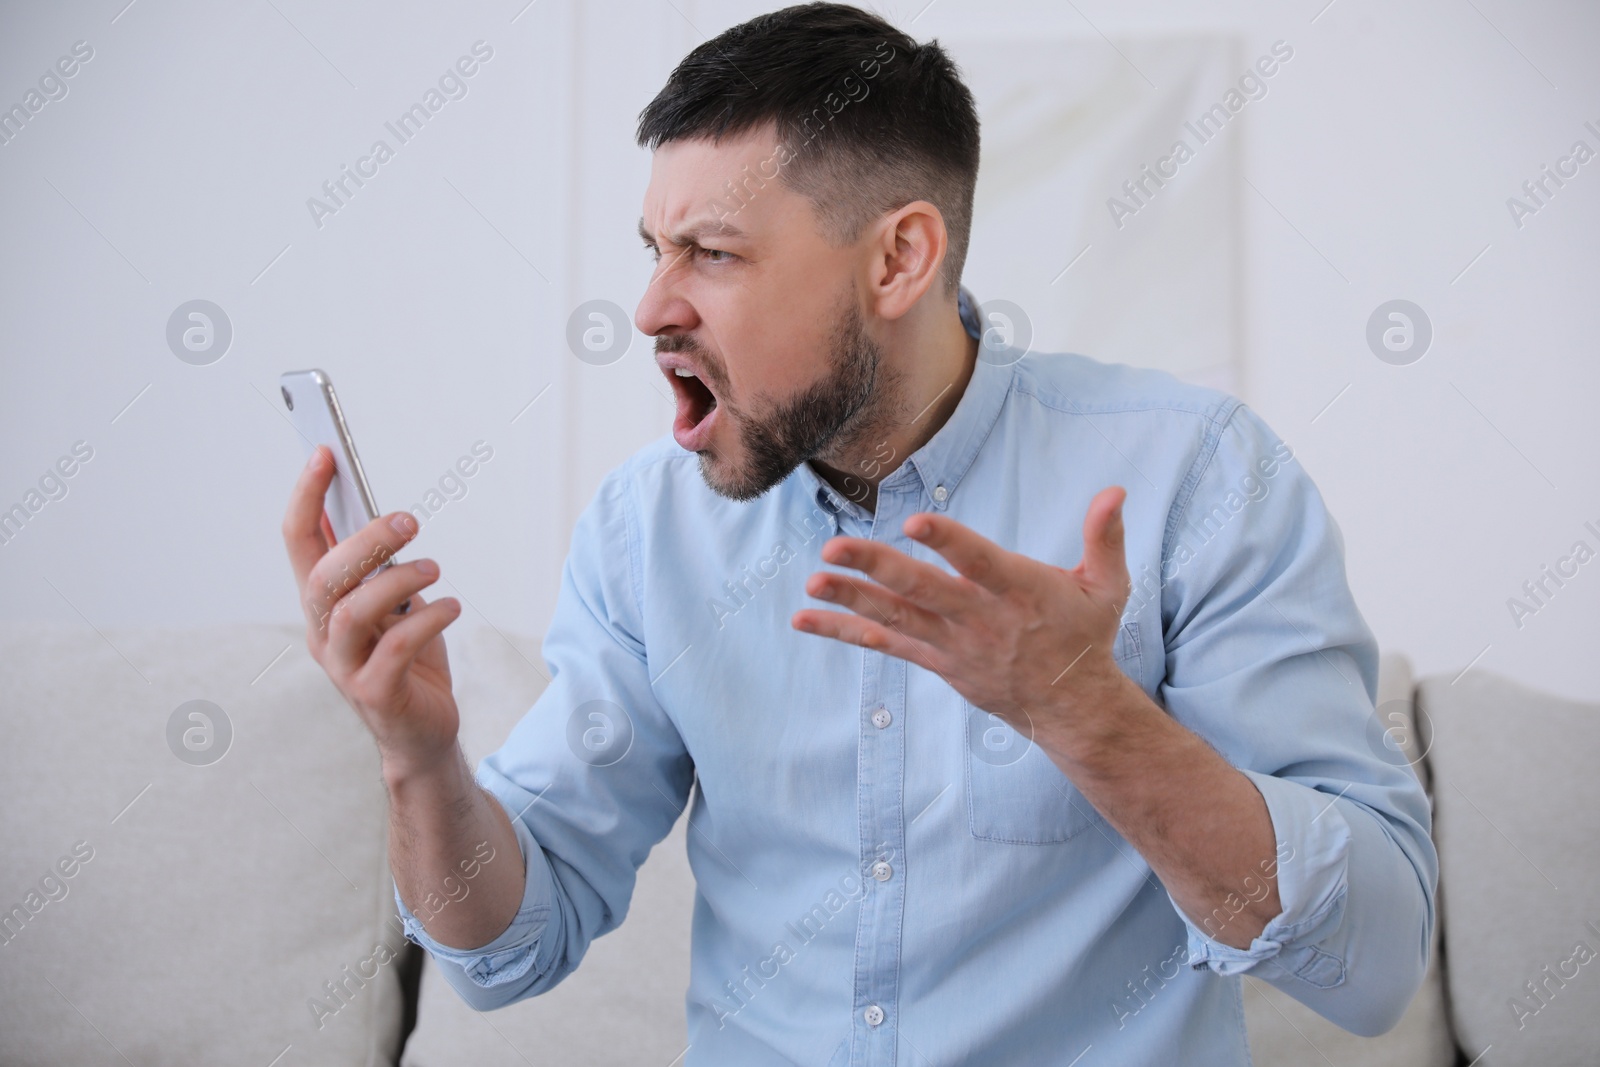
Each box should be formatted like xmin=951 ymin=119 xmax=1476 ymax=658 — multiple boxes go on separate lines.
xmin=278 ymin=369 xmax=410 ymax=614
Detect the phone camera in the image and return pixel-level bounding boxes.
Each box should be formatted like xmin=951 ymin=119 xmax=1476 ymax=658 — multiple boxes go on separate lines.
xmin=281 ymin=386 xmax=294 ymax=411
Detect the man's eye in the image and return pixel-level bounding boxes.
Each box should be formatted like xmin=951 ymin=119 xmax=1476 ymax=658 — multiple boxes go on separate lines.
xmin=699 ymin=247 xmax=732 ymax=263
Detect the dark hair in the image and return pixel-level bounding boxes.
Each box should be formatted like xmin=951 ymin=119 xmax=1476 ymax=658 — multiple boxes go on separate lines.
xmin=636 ymin=2 xmax=980 ymax=298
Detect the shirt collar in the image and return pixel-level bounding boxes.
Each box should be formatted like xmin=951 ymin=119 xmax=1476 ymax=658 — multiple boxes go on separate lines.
xmin=798 ymin=286 xmax=1016 ymax=516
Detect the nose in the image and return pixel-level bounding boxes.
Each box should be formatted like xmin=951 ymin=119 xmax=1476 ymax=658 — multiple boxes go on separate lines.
xmin=634 ymin=254 xmax=698 ymax=341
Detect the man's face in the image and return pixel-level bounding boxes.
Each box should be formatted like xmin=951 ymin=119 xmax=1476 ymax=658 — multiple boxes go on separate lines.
xmin=635 ymin=126 xmax=899 ymax=501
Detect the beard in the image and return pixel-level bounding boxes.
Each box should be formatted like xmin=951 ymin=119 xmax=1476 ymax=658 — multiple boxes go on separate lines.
xmin=666 ymin=290 xmax=903 ymax=502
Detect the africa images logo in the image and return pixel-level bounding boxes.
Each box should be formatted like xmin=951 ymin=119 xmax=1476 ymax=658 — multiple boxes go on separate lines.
xmin=305 ymin=41 xmax=494 ymax=229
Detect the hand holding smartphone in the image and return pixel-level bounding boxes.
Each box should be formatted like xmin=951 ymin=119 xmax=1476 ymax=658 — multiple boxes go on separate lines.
xmin=280 ymin=373 xmax=468 ymax=797
xmin=278 ymin=369 xmax=410 ymax=614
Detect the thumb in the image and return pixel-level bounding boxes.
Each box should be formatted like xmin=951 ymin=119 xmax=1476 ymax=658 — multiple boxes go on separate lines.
xmin=1077 ymin=486 xmax=1129 ymax=607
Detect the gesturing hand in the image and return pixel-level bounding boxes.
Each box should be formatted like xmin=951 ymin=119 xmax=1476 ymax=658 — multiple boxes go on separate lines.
xmin=791 ymin=486 xmax=1132 ymax=747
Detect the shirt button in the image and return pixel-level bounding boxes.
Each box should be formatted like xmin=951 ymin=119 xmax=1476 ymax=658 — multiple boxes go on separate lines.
xmin=871 ymin=860 xmax=893 ymax=882
xmin=932 ymin=484 xmax=949 ymax=503
xmin=870 ymin=706 xmax=891 ymax=729
xmin=863 ymin=1003 xmax=885 ymax=1027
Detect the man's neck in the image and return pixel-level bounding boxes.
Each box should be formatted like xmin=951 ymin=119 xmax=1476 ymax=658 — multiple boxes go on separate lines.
xmin=811 ymin=301 xmax=979 ymax=514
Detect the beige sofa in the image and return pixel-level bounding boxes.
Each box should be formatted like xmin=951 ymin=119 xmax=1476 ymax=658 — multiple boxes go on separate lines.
xmin=2 ymin=622 xmax=1595 ymax=1064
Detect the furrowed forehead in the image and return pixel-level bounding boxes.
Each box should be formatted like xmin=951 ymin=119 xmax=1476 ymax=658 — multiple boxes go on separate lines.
xmin=639 ymin=128 xmax=795 ymax=246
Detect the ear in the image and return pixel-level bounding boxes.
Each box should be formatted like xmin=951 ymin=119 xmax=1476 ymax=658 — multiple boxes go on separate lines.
xmin=866 ymin=200 xmax=948 ymax=321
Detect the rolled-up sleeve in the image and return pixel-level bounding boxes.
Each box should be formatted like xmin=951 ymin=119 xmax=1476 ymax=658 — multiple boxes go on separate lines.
xmin=393 ymin=793 xmax=554 ymax=991
xmin=1157 ymin=402 xmax=1438 ymax=1037
xmin=1174 ymin=769 xmax=1352 ymax=978
xmin=395 ymin=467 xmax=695 ymax=1011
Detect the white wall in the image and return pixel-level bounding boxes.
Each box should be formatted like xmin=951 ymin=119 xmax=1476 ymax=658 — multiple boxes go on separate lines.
xmin=2 ymin=0 xmax=1595 ymax=700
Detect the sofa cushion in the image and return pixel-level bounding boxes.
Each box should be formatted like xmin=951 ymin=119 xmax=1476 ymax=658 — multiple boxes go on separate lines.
xmin=1419 ymin=669 xmax=1600 ymax=1065
xmin=0 ymin=622 xmax=408 ymax=1067
xmin=1243 ymin=652 xmax=1456 ymax=1067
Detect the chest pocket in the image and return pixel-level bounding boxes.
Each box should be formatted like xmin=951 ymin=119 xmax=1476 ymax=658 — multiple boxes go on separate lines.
xmin=965 ymin=621 xmax=1144 ymax=844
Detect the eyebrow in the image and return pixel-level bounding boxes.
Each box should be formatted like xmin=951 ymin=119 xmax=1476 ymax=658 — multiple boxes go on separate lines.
xmin=637 ymin=215 xmax=750 ymax=249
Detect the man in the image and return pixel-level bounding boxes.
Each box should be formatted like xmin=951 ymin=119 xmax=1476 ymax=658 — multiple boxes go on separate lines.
xmin=282 ymin=4 xmax=1436 ymax=1063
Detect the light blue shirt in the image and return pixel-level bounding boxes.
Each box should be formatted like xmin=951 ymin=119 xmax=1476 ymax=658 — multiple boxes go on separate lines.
xmin=396 ymin=291 xmax=1437 ymax=1065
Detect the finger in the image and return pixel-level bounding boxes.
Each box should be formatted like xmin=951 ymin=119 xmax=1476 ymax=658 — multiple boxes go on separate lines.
xmin=284 ymin=445 xmax=335 ymax=594
xmin=903 ymin=513 xmax=1015 ymax=595
xmin=1074 ymin=486 xmax=1129 ymax=606
xmin=323 ymin=558 xmax=442 ymax=671
xmin=805 ymin=571 xmax=946 ymax=644
xmin=818 ymin=536 xmax=972 ymax=618
xmin=790 ymin=608 xmax=918 ymax=661
xmin=306 ymin=510 xmax=421 ymax=635
xmin=357 ymin=594 xmax=462 ymax=706
xmin=320 ymin=509 xmax=338 ymax=548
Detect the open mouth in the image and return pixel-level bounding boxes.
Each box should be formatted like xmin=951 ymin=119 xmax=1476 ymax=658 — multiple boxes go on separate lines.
xmin=665 ymin=364 xmax=721 ymax=451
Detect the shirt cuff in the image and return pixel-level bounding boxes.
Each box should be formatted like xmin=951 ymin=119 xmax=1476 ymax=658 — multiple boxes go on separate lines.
xmin=1173 ymin=769 xmax=1352 ymax=987
xmin=393 ymin=788 xmax=554 ymax=990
